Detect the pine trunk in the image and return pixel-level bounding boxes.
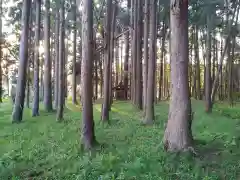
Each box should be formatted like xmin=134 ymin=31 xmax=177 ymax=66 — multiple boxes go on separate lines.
xmin=12 ymin=0 xmax=31 ymax=122
xmin=43 ymin=0 xmax=53 ymax=112
xmin=81 ymin=0 xmax=97 ymax=150
xmin=163 ymin=0 xmax=193 ymax=151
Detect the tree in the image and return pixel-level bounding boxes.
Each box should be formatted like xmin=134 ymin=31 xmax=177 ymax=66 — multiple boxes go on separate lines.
xmin=43 ymin=0 xmax=53 ymax=112
xmin=12 ymin=0 xmax=31 ymax=123
xmin=123 ymin=0 xmax=131 ymax=100
xmin=54 ymin=7 xmax=60 ymax=109
xmin=142 ymin=0 xmax=156 ymax=125
xmin=56 ymin=0 xmax=65 ymax=121
xmin=143 ymin=0 xmax=149 ymax=112
xmin=163 ymin=0 xmax=193 ymax=151
xmin=72 ymin=0 xmax=77 ymax=104
xmin=32 ymin=0 xmax=41 ymax=117
xmin=101 ymin=0 xmax=112 ymax=122
xmin=135 ymin=0 xmax=143 ymax=110
xmin=81 ymin=0 xmax=97 ymax=150
xmin=205 ymin=15 xmax=212 ymax=113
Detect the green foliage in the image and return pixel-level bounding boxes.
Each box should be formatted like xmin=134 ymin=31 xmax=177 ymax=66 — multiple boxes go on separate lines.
xmin=214 ymin=102 xmax=240 ymax=119
xmin=1 ymin=100 xmax=240 ymax=179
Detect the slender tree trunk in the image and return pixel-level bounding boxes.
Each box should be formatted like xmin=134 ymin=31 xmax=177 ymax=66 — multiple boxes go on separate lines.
xmin=81 ymin=0 xmax=98 ymax=150
xmin=109 ymin=4 xmax=117 ymax=109
xmin=64 ymin=36 xmax=68 ymax=103
xmin=143 ymin=0 xmax=149 ymax=112
xmin=124 ymin=33 xmax=129 ymax=100
xmin=123 ymin=0 xmax=131 ymax=100
xmin=101 ymin=0 xmax=112 ymax=122
xmin=143 ymin=0 xmax=156 ymax=124
xmin=136 ymin=0 xmax=143 ymax=110
xmin=115 ymin=40 xmax=119 ymax=87
xmin=163 ymin=0 xmax=193 ymax=151
xmin=26 ymin=3 xmax=34 ymax=109
xmin=132 ymin=0 xmax=137 ymax=104
xmin=72 ymin=0 xmax=77 ymax=104
xmin=54 ymin=9 xmax=60 ymax=108
xmin=228 ymin=37 xmax=235 ymax=106
xmin=194 ymin=25 xmax=201 ymax=100
xmin=32 ymin=0 xmax=41 ymax=116
xmin=12 ymin=0 xmax=31 ymax=122
xmin=205 ymin=16 xmax=212 ymax=113
xmin=56 ymin=0 xmax=65 ymax=121
xmin=43 ymin=0 xmax=53 ymax=112
xmin=94 ymin=55 xmax=99 ymax=100
xmin=159 ymin=19 xmax=166 ymax=100
xmin=99 ymin=53 xmax=103 ymax=98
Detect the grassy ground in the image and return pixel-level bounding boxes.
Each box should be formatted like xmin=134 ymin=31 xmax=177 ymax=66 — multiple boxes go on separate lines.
xmin=0 ymin=100 xmax=240 ymax=179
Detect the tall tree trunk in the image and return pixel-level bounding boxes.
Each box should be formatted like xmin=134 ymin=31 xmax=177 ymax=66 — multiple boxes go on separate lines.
xmin=93 ymin=34 xmax=98 ymax=100
xmin=143 ymin=0 xmax=156 ymax=124
xmin=94 ymin=54 xmax=99 ymax=100
xmin=26 ymin=3 xmax=34 ymax=109
xmin=136 ymin=0 xmax=143 ymax=110
xmin=115 ymin=40 xmax=119 ymax=87
xmin=109 ymin=4 xmax=117 ymax=109
xmin=12 ymin=0 xmax=31 ymax=122
xmin=54 ymin=9 xmax=60 ymax=108
xmin=163 ymin=0 xmax=193 ymax=151
xmin=205 ymin=16 xmax=212 ymax=113
xmin=81 ymin=0 xmax=97 ymax=150
xmin=131 ymin=0 xmax=137 ymax=104
xmin=56 ymin=0 xmax=65 ymax=121
xmin=64 ymin=36 xmax=68 ymax=103
xmin=101 ymin=0 xmax=112 ymax=122
xmin=43 ymin=0 xmax=53 ymax=112
xmin=194 ymin=25 xmax=201 ymax=100
xmin=72 ymin=0 xmax=77 ymax=104
xmin=99 ymin=53 xmax=103 ymax=98
xmin=123 ymin=0 xmax=131 ymax=100
xmin=32 ymin=0 xmax=41 ymax=116
xmin=228 ymin=37 xmax=235 ymax=106
xmin=143 ymin=0 xmax=149 ymax=112
xmin=159 ymin=19 xmax=166 ymax=100
xmin=124 ymin=33 xmax=129 ymax=100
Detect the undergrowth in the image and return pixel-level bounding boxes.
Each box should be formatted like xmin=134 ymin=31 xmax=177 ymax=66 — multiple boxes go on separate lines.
xmin=0 ymin=100 xmax=240 ymax=179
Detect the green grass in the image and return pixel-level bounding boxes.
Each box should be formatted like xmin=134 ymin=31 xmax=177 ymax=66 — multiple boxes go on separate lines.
xmin=1 ymin=100 xmax=240 ymax=179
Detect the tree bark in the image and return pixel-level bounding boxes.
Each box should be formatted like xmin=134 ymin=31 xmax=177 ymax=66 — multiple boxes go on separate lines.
xmin=32 ymin=0 xmax=41 ymax=116
xmin=56 ymin=0 xmax=65 ymax=121
xmin=72 ymin=0 xmax=77 ymax=104
xmin=163 ymin=0 xmax=193 ymax=152
xmin=143 ymin=0 xmax=149 ymax=112
xmin=101 ymin=0 xmax=112 ymax=122
xmin=194 ymin=25 xmax=201 ymax=100
xmin=12 ymin=0 xmax=31 ymax=123
xmin=43 ymin=0 xmax=53 ymax=112
xmin=136 ymin=0 xmax=143 ymax=110
xmin=123 ymin=0 xmax=131 ymax=100
xmin=159 ymin=19 xmax=166 ymax=101
xmin=143 ymin=0 xmax=156 ymax=124
xmin=54 ymin=9 xmax=60 ymax=108
xmin=81 ymin=0 xmax=97 ymax=150
xmin=205 ymin=16 xmax=212 ymax=113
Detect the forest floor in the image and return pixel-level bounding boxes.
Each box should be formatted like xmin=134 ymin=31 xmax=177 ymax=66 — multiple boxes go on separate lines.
xmin=0 ymin=100 xmax=240 ymax=179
